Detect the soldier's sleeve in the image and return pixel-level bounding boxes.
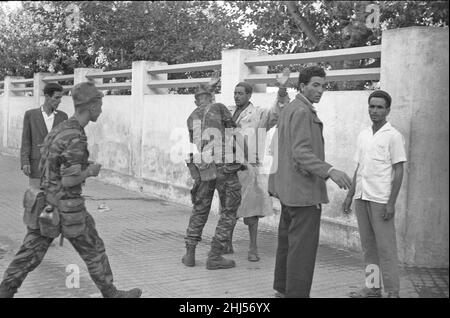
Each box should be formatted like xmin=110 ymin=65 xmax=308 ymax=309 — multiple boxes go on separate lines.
xmin=59 ymin=134 xmax=87 ymax=178
xmin=389 ymin=131 xmax=407 ymax=165
xmin=219 ymin=104 xmax=237 ymax=128
xmin=187 ymin=116 xmax=194 ymax=143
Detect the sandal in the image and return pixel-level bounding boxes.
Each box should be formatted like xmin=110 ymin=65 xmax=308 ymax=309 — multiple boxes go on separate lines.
xmin=248 ymin=251 xmax=260 ymax=262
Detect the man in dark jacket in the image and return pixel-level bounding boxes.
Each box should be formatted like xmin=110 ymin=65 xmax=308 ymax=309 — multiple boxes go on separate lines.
xmin=268 ymin=66 xmax=352 ymax=298
xmin=20 ymin=83 xmax=68 ymax=189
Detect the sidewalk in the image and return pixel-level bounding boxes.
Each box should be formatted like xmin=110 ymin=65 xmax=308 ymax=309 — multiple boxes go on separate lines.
xmin=0 ymin=154 xmax=448 ymax=298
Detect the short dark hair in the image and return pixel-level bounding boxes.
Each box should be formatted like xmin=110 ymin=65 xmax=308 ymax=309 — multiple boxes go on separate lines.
xmin=235 ymin=82 xmax=253 ymax=95
xmin=368 ymin=90 xmax=392 ymax=108
xmin=298 ymin=66 xmax=326 ymax=89
xmin=43 ymin=83 xmax=63 ymax=97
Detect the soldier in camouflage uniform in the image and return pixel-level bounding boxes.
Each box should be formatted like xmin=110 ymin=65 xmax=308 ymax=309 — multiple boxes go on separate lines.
xmin=183 ymin=75 xmax=244 ymax=270
xmin=0 ymin=82 xmax=142 ymax=298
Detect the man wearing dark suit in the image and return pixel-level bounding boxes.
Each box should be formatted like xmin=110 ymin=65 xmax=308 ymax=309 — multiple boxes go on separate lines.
xmin=268 ymin=66 xmax=352 ymax=298
xmin=20 ymin=83 xmax=68 ymax=189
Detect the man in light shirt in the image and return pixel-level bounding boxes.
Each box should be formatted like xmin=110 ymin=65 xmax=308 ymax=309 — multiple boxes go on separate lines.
xmin=343 ymin=90 xmax=407 ymax=298
xmin=20 ymin=83 xmax=68 ymax=189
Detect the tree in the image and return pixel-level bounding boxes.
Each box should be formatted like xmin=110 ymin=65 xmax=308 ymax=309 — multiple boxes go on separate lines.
xmin=232 ymin=1 xmax=449 ymax=90
xmin=0 ymin=1 xmax=448 ymax=91
xmin=233 ymin=1 xmax=448 ymax=53
xmin=0 ymin=1 xmax=249 ymax=79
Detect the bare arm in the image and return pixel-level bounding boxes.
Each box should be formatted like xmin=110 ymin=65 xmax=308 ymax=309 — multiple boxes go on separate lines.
xmin=347 ymin=165 xmax=358 ymax=198
xmin=342 ymin=165 xmax=358 ymax=213
xmin=262 ymin=68 xmax=291 ymax=131
xmin=207 ymin=70 xmax=220 ymax=102
xmin=384 ymin=162 xmax=404 ymax=220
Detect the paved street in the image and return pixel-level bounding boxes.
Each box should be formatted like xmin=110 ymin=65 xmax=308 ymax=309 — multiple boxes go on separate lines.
xmin=0 ymin=154 xmax=448 ymax=298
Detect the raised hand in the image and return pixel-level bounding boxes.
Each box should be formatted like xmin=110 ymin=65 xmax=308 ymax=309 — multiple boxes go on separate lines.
xmin=275 ymin=67 xmax=291 ymax=87
xmin=209 ymin=70 xmax=221 ymax=88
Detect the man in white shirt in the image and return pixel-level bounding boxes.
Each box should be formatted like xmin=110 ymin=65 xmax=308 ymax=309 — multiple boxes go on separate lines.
xmin=20 ymin=83 xmax=68 ymax=189
xmin=343 ymin=90 xmax=407 ymax=298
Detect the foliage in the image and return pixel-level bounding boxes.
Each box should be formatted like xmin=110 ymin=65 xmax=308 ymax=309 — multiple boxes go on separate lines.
xmin=233 ymin=1 xmax=448 ymax=90
xmin=234 ymin=1 xmax=448 ymax=53
xmin=0 ymin=1 xmax=248 ymax=79
xmin=0 ymin=1 xmax=448 ymax=92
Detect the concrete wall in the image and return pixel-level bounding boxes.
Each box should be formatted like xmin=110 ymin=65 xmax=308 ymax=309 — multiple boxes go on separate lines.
xmin=0 ymin=86 xmax=368 ymax=253
xmin=380 ymin=27 xmax=449 ymax=267
xmin=85 ymin=96 xmax=133 ymax=176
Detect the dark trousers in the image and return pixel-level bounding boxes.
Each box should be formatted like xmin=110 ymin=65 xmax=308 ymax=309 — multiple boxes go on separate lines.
xmin=0 ymin=213 xmax=114 ymax=295
xmin=273 ymin=204 xmax=322 ymax=298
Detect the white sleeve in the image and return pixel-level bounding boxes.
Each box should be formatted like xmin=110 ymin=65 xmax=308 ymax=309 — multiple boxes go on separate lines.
xmin=390 ymin=131 xmax=407 ymax=164
xmin=353 ymin=133 xmax=362 ymax=164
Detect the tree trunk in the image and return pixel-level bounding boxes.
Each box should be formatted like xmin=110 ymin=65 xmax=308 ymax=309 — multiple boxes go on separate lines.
xmin=284 ymin=1 xmax=320 ymax=47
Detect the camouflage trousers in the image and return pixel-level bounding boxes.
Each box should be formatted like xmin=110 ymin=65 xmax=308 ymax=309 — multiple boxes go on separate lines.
xmin=0 ymin=212 xmax=114 ymax=296
xmin=185 ymin=169 xmax=241 ymax=256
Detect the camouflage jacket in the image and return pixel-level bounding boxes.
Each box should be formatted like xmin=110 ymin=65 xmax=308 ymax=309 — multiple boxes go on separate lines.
xmin=39 ymin=118 xmax=89 ymax=202
xmin=187 ymin=102 xmax=238 ymax=165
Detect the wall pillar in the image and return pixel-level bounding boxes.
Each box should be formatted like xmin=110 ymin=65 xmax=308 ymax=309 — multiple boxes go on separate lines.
xmin=2 ymin=76 xmax=24 ymax=150
xmin=380 ymin=26 xmax=449 ymax=267
xmin=130 ymin=61 xmax=167 ymax=178
xmin=33 ymin=72 xmax=52 ymax=107
xmin=220 ymin=49 xmax=268 ymax=105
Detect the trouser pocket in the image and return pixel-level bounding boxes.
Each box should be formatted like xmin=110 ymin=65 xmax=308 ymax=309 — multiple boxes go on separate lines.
xmin=190 ymin=180 xmax=200 ymax=205
xmin=59 ymin=198 xmax=87 ymax=238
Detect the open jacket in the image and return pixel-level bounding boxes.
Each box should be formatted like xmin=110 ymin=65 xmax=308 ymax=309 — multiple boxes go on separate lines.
xmin=20 ymin=108 xmax=68 ymax=178
xmin=227 ymin=102 xmax=280 ymax=165
xmin=268 ymin=93 xmax=332 ymax=207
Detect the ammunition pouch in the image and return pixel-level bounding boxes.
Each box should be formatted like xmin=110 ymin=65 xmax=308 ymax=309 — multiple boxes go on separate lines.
xmin=222 ymin=163 xmax=244 ymax=174
xmin=58 ymin=198 xmax=86 ymax=238
xmin=198 ymin=162 xmax=217 ymax=181
xmin=188 ymin=162 xmax=217 ymax=181
xmin=190 ymin=180 xmax=201 ymax=204
xmin=38 ymin=205 xmax=61 ymax=238
xmin=23 ymin=189 xmax=45 ymax=230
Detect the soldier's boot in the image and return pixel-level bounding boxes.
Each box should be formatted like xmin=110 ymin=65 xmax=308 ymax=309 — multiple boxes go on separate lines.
xmin=101 ymin=285 xmax=142 ymax=298
xmin=181 ymin=245 xmax=196 ymax=267
xmin=206 ymin=255 xmax=236 ymax=270
xmin=0 ymin=283 xmax=15 ymax=298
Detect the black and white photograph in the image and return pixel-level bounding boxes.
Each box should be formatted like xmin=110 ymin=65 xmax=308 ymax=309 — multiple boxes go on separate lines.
xmin=0 ymin=0 xmax=448 ymax=304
